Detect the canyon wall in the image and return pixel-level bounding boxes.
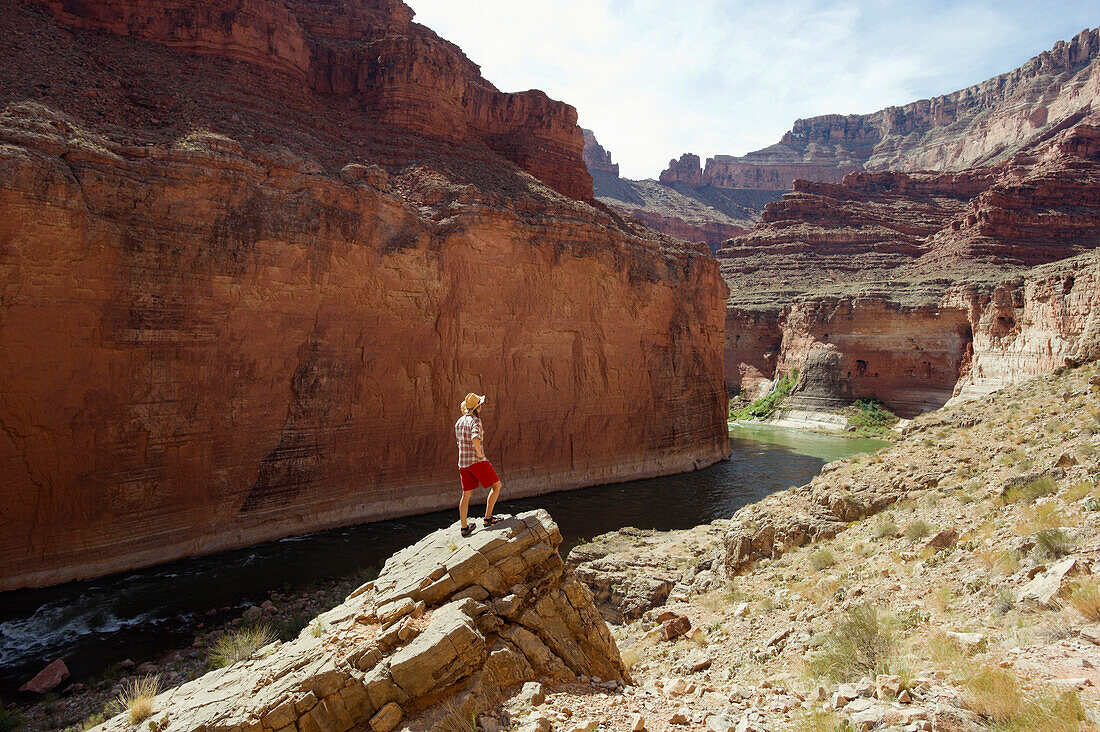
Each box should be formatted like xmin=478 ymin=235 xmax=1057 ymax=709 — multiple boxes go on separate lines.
xmin=663 ymin=28 xmax=1099 ymax=195
xmin=0 ymin=2 xmax=728 ymax=590
xmin=721 ymin=124 xmax=1100 ymax=420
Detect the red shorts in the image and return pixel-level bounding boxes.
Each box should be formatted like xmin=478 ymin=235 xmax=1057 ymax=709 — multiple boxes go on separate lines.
xmin=459 ymin=460 xmax=499 ymax=492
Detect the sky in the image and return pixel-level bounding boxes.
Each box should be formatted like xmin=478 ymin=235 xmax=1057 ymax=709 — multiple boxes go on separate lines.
xmin=407 ymin=1 xmax=1098 ymax=179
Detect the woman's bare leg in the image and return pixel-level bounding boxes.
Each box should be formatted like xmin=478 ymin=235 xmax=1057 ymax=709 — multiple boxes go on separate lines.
xmin=459 ymin=489 xmax=471 ymax=529
xmin=485 ymin=481 xmax=501 ymax=519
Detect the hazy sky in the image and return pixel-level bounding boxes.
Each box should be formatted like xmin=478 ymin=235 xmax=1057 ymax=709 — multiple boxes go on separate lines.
xmin=408 ymin=1 xmax=1097 ymax=179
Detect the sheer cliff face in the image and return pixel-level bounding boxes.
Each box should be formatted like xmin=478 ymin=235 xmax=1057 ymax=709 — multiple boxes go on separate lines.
xmin=662 ymin=28 xmax=1100 ymax=194
xmin=0 ymin=3 xmax=728 ymax=590
xmin=720 ymin=125 xmax=1100 ymax=416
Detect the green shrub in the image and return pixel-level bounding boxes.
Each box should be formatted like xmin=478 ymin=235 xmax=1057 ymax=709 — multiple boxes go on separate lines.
xmin=0 ymin=705 xmax=22 ymax=732
xmin=731 ymin=370 xmax=799 ymax=421
xmin=1003 ymin=475 xmax=1058 ymax=504
xmin=844 ymin=398 xmax=899 ymax=437
xmin=1033 ymin=528 xmax=1075 ymax=560
xmin=903 ymin=520 xmax=934 ymax=542
xmin=809 ymin=548 xmax=837 ymax=571
xmin=807 ymin=604 xmax=895 ymax=681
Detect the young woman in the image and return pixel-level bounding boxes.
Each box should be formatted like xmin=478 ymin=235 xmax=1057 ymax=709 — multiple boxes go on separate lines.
xmin=454 ymin=392 xmax=503 ymax=536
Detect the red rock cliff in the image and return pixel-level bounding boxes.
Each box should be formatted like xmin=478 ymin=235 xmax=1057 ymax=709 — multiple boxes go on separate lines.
xmin=0 ymin=2 xmax=728 ymax=590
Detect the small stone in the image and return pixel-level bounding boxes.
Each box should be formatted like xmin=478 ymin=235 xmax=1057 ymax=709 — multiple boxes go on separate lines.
xmin=944 ymin=631 xmax=987 ymax=654
xmin=370 ymin=701 xmax=403 ymax=732
xmin=732 ymin=602 xmax=750 ymax=618
xmin=898 ymin=689 xmax=913 ymax=704
xmin=876 ymin=674 xmax=903 ymax=698
xmin=520 ymin=681 xmax=546 ymax=706
xmin=261 ymin=600 xmax=277 ymax=613
xmin=669 ymin=711 xmax=690 ymax=725
xmin=684 ymin=649 xmax=712 ymax=673
xmin=19 ymin=660 xmax=70 ymax=694
xmin=630 ymin=713 xmax=647 ymax=731
xmin=925 ymin=528 xmax=958 ymax=552
xmin=242 ymin=605 xmax=263 ymax=623
xmin=136 ymin=662 xmax=159 ymax=675
xmin=1016 ymin=557 xmax=1089 ymax=607
xmin=566 ymin=721 xmax=598 ymax=732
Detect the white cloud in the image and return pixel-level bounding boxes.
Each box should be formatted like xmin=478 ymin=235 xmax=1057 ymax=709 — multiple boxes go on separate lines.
xmin=407 ymin=1 xmax=1098 ymax=179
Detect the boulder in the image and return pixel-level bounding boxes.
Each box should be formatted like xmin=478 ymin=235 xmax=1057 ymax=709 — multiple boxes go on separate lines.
xmin=926 ymin=528 xmax=958 ymax=552
xmin=86 ymin=511 xmax=626 ymax=732
xmin=660 ymin=615 xmax=692 ymax=641
xmin=19 ymin=659 xmax=70 ymax=694
xmin=1015 ymin=556 xmax=1091 ymax=608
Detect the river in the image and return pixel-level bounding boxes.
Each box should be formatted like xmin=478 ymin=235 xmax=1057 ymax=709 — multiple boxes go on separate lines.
xmin=0 ymin=426 xmax=886 ymax=696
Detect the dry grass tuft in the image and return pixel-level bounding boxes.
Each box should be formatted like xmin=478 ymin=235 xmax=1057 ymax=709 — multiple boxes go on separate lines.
xmin=807 ymin=604 xmax=895 ymax=682
xmin=903 ymin=520 xmax=934 ymax=542
xmin=116 ymin=674 xmax=161 ymax=725
xmin=208 ymin=624 xmax=277 ymax=668
xmin=965 ymin=666 xmax=1084 ymax=731
xmin=1068 ymin=578 xmax=1100 ymax=621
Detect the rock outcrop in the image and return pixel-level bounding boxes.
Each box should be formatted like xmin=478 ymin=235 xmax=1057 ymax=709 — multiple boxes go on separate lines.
xmin=567 ymin=524 xmax=728 ymax=621
xmin=0 ymin=2 xmax=729 ymax=590
xmin=663 ymin=27 xmax=1100 ymax=195
xmin=88 ymin=510 xmax=626 ymax=732
xmin=718 ymin=123 xmax=1100 ymax=419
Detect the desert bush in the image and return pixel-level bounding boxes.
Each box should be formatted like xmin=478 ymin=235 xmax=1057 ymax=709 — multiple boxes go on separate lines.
xmin=872 ymin=517 xmax=899 ymax=540
xmin=208 ymin=624 xmax=277 ymax=669
xmin=1068 ymin=578 xmax=1100 ymax=621
xmin=116 ymin=675 xmax=161 ymax=725
xmin=844 ymin=398 xmax=899 ymax=437
xmin=1003 ymin=475 xmax=1058 ymax=504
xmin=1032 ymin=528 xmax=1075 ymax=560
xmin=965 ymin=666 xmax=1084 ymax=731
xmin=807 ymin=604 xmax=895 ymax=682
xmin=903 ymin=520 xmax=934 ymax=542
xmin=0 ymin=705 xmax=22 ymax=732
xmin=730 ymin=370 xmax=799 ymax=421
xmin=809 ymin=548 xmax=837 ymax=571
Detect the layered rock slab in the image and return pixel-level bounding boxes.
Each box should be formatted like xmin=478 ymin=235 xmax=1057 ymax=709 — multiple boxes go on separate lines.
xmin=89 ymin=510 xmax=626 ymax=732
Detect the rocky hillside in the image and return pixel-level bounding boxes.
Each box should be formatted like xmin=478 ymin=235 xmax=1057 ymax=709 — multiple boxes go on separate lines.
xmin=718 ymin=123 xmax=1100 ymax=421
xmin=0 ymin=0 xmax=730 ymax=591
xmin=560 ymin=362 xmax=1100 ymax=731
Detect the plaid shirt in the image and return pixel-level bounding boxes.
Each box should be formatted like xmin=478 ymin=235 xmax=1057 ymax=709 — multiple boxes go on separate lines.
xmin=454 ymin=415 xmax=484 ymax=468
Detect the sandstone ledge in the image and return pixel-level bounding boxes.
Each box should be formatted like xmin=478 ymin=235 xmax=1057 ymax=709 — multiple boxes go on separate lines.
xmin=90 ymin=510 xmax=625 ymax=732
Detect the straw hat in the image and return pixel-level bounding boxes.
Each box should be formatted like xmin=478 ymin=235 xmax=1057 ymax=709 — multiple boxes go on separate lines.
xmin=461 ymin=392 xmax=486 ymax=415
